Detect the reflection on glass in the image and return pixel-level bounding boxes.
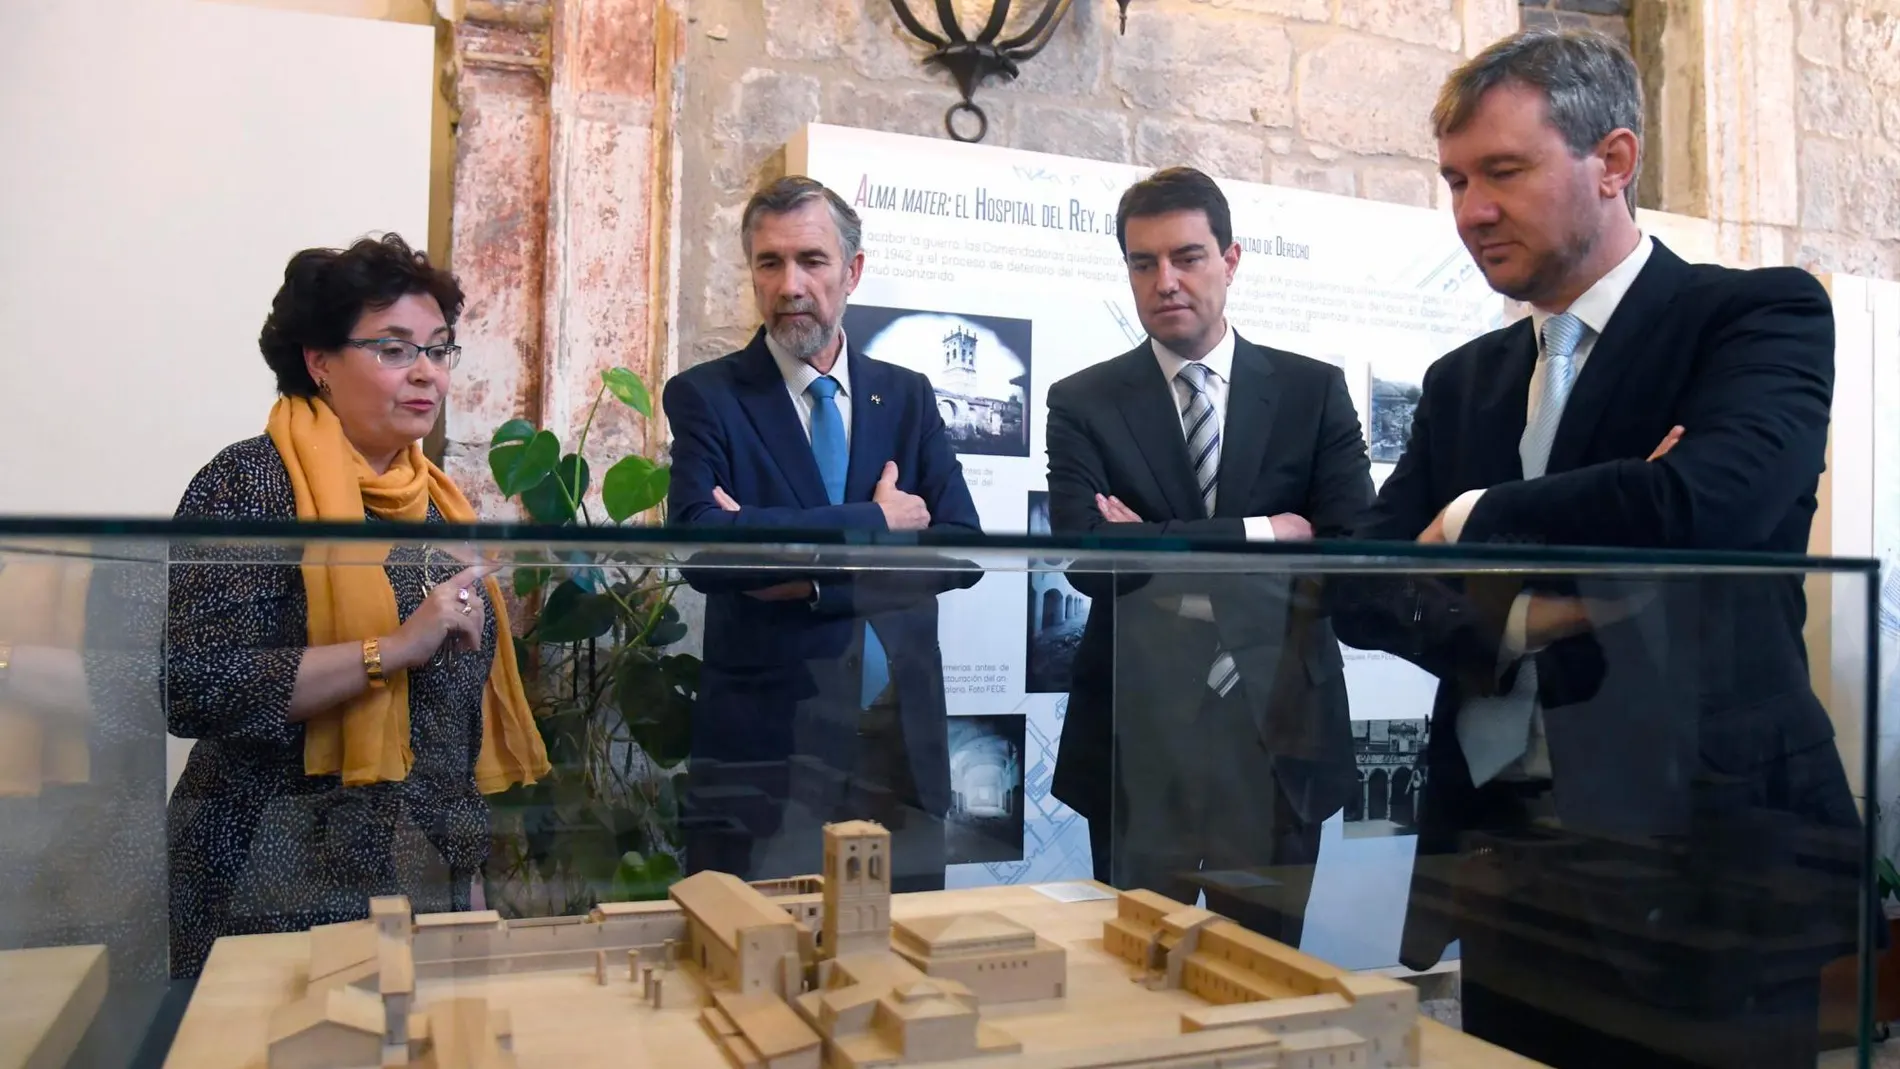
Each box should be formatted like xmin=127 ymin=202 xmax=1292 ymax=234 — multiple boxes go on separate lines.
xmin=0 ymin=543 xmax=171 ymax=1066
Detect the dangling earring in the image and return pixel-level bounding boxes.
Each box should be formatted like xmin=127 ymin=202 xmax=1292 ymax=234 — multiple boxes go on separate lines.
xmin=316 ymin=379 xmax=332 ymax=396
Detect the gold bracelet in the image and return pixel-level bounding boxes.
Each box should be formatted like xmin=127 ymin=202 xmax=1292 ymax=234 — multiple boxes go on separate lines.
xmin=362 ymin=638 xmax=387 ymax=690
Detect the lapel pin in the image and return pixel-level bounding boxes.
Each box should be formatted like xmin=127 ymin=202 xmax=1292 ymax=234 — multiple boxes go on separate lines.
xmin=871 ymin=394 xmax=883 ymax=405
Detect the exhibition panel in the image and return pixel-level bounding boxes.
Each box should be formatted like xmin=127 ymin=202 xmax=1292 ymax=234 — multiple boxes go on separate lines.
xmin=0 ymin=522 xmax=1877 ymax=1069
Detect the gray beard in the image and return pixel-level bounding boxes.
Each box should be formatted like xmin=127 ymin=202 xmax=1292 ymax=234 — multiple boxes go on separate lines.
xmin=770 ymin=314 xmax=837 ymax=363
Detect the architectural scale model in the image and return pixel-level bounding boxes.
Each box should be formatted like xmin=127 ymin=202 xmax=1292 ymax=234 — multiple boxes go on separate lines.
xmin=265 ymin=820 xmax=1425 ymax=1069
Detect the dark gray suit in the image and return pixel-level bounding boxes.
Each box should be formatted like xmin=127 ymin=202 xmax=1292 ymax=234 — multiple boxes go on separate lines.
xmin=1045 ymin=332 xmax=1372 ymax=946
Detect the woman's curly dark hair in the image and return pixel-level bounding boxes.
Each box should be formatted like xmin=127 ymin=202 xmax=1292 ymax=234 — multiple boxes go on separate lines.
xmin=258 ymin=233 xmax=466 ymax=397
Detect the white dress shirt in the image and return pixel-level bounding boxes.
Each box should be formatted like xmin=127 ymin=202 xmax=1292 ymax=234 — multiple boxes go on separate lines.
xmin=1151 ymin=323 xmax=1277 ymax=542
xmin=1440 ymin=234 xmax=1654 ymax=547
xmin=1441 ymin=233 xmax=1654 ymax=780
xmin=1445 ymin=234 xmax=1655 ymax=653
xmin=766 ymin=328 xmax=853 ymax=447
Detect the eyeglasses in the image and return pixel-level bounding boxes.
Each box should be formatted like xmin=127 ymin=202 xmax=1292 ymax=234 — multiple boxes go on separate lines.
xmin=347 ymin=337 xmax=463 ymax=370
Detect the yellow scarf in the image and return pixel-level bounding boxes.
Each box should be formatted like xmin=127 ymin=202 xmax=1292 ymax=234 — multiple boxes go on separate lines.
xmin=0 ymin=552 xmax=92 ymax=797
xmin=267 ymin=396 xmax=551 ymax=794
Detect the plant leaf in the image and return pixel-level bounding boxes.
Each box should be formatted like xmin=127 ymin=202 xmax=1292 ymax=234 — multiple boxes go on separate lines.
xmin=646 ymin=601 xmax=688 ymax=647
xmin=522 ymin=453 xmax=590 ymax=524
xmin=513 ymin=566 xmax=552 ymax=598
xmin=487 ymin=420 xmax=539 ymax=493
xmin=660 ymin=655 xmax=702 ymax=700
xmin=533 ymin=579 xmax=619 ymax=644
xmin=601 ymin=368 xmax=652 ymax=418
xmin=494 ymin=430 xmax=561 ymax=498
xmin=491 ymin=418 xmax=536 ymax=447
xmin=616 ymin=653 xmax=693 ymax=767
xmin=602 ymin=456 xmax=670 ymax=523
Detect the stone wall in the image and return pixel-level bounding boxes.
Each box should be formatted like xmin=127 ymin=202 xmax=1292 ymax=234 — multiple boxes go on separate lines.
xmin=673 ymin=0 xmax=1521 ymax=370
xmin=427 ymin=0 xmax=1900 ymax=448
xmin=1518 ymin=0 xmax=1631 ymax=43
xmin=1795 ymin=0 xmax=1900 ymax=280
xmin=1631 ymin=0 xmax=1899 ymax=278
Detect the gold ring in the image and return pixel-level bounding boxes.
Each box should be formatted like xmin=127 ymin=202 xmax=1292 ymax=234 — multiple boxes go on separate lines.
xmin=460 ymin=603 xmax=474 ymax=615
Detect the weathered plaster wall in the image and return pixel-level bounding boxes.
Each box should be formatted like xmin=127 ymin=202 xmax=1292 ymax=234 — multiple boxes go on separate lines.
xmin=439 ymin=0 xmax=681 ymax=514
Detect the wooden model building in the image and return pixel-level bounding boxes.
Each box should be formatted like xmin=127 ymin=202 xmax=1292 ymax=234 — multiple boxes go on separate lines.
xmin=787 ymin=821 xmax=1025 ymax=1067
xmin=1103 ymin=890 xmax=1421 ymax=1067
xmin=238 ymin=819 xmax=1462 ymax=1069
xmin=671 ymin=870 xmax=805 ymax=1000
xmin=269 ymin=897 xmax=518 ymax=1069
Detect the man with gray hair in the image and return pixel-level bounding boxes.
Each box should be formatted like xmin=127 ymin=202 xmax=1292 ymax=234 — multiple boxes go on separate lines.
xmin=663 ymin=174 xmax=981 ymax=892
xmin=1335 ymin=27 xmax=1857 ymax=1069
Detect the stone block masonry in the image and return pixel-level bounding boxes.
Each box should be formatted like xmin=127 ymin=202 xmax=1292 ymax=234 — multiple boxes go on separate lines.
xmin=424 ymin=0 xmax=1900 ymax=480
xmin=1518 ymin=0 xmax=1631 ymax=44
xmin=673 ymin=0 xmax=1523 ymax=371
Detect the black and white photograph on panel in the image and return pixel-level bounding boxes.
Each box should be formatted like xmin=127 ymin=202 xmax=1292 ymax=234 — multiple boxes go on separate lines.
xmin=1367 ymin=367 xmax=1422 ymax=465
xmin=842 ymin=304 xmax=1031 ymax=457
xmin=1025 ymin=491 xmax=1089 ymax=694
xmin=1342 ymin=718 xmax=1429 ymax=837
xmin=946 ymin=714 xmax=1027 ymax=864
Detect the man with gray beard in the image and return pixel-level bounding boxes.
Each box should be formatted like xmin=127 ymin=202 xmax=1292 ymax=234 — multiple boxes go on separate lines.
xmin=662 ymin=175 xmax=981 ymax=891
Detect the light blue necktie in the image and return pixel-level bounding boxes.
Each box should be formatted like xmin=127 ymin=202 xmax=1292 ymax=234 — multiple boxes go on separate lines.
xmin=1177 ymin=363 xmax=1239 ymax=697
xmin=807 ymin=376 xmax=889 ymax=707
xmin=1457 ymin=312 xmax=1585 ymax=785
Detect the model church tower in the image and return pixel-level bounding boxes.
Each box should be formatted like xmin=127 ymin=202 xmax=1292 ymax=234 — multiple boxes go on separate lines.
xmin=821 ymin=820 xmax=892 ymax=960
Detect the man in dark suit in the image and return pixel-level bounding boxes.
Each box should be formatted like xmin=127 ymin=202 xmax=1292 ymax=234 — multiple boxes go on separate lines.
xmin=662 ymin=175 xmax=982 ymax=892
xmin=1334 ymin=29 xmax=1861 ymax=1069
xmin=1045 ymin=166 xmax=1373 ymax=948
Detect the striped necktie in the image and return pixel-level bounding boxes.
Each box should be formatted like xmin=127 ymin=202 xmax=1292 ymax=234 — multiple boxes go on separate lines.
xmin=1177 ymin=362 xmax=1220 ymax=518
xmin=1176 ymin=362 xmax=1239 ymax=697
xmin=1457 ymin=312 xmax=1586 ymax=786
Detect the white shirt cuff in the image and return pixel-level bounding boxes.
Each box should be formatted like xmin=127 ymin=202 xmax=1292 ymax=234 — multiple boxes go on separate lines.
xmin=1501 ymin=591 xmax=1533 ymax=664
xmin=1440 ymin=489 xmax=1484 ymax=543
xmin=1243 ymin=516 xmax=1277 ymax=541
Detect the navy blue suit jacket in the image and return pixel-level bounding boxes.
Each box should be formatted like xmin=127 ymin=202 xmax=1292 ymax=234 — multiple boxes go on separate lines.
xmin=661 ymin=328 xmax=981 ymax=817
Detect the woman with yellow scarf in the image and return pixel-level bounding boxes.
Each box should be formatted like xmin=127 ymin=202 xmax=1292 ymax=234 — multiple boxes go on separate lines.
xmin=165 ymin=234 xmax=549 ymax=978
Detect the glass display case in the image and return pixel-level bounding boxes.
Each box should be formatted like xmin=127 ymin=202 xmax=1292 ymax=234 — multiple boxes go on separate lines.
xmin=0 ymin=520 xmax=1879 ymax=1069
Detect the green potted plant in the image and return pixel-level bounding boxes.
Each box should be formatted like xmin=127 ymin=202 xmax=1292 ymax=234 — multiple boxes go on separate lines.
xmin=479 ymin=368 xmax=696 ymax=917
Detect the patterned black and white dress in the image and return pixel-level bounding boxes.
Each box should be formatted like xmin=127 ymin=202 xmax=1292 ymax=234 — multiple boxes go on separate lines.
xmin=165 ymin=435 xmax=495 ymax=978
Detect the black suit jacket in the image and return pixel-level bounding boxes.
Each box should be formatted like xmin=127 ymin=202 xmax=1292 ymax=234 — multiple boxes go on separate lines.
xmin=1335 ymin=239 xmax=1860 ymax=970
xmin=1043 ymin=332 xmax=1374 ymax=828
xmin=661 ymin=330 xmax=983 ymax=817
